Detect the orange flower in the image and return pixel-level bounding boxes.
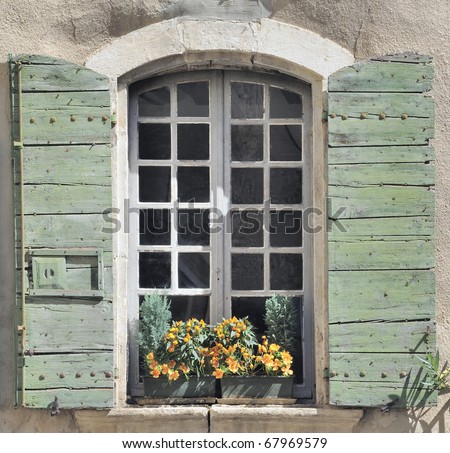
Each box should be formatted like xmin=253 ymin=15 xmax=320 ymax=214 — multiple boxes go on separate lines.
xmin=262 ymin=354 xmax=273 ymax=366
xmin=269 ymin=343 xmax=280 ymax=352
xmin=161 ymin=364 xmax=170 ymax=375
xmin=213 ymin=369 xmax=224 ymax=379
xmin=168 ymin=370 xmax=179 ymax=381
xmin=179 ymin=363 xmax=190 ymax=374
xmin=151 ymin=368 xmax=161 ymax=378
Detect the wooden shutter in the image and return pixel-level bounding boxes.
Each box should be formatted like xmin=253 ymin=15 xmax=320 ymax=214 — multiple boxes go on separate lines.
xmin=327 ymin=54 xmax=436 ymax=407
xmin=10 ymin=55 xmax=114 ymax=409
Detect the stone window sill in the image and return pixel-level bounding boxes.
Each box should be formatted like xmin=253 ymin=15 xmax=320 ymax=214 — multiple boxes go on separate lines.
xmin=74 ymin=406 xmax=364 ymax=433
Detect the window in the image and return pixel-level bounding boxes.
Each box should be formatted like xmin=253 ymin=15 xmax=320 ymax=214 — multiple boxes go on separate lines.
xmin=128 ymin=71 xmax=314 ymax=398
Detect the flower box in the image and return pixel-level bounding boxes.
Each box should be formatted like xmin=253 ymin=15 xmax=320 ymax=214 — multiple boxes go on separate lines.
xmin=143 ymin=376 xmax=216 ymax=399
xmin=219 ymin=375 xmax=294 ymax=399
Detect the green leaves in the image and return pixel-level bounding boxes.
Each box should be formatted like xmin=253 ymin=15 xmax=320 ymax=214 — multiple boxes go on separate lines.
xmin=418 ymin=351 xmax=450 ymax=391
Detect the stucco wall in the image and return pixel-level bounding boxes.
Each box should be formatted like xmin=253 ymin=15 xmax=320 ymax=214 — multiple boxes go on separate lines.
xmin=0 ymin=0 xmax=449 ymax=433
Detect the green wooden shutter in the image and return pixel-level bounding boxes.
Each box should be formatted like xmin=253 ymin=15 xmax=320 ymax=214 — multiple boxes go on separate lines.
xmin=10 ymin=55 xmax=114 ymax=409
xmin=328 ymin=53 xmax=436 ymax=407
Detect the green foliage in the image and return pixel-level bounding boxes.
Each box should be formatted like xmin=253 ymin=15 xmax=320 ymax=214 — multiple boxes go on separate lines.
xmin=138 ymin=293 xmax=172 ymax=361
xmin=418 ymin=351 xmax=450 ymax=391
xmin=264 ymin=295 xmax=298 ymax=356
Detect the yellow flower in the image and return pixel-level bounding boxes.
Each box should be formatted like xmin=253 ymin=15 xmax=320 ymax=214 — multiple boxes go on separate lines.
xmin=168 ymin=370 xmax=179 ymax=381
xmin=226 ymin=357 xmax=240 ymax=373
xmin=213 ymin=369 xmax=224 ymax=379
xmin=269 ymin=343 xmax=280 ymax=352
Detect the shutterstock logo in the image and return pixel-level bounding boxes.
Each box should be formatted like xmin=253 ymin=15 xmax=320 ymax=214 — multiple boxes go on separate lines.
xmin=102 ymin=199 xmax=348 ymax=235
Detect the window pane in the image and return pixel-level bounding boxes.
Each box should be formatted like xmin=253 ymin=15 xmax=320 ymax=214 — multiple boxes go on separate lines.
xmin=177 ymin=124 xmax=210 ymax=160
xmin=139 ymin=86 xmax=170 ymax=117
xmin=231 ymin=125 xmax=263 ymax=162
xmin=231 ymin=168 xmax=264 ymax=204
xmin=140 ymin=209 xmax=171 ymax=245
xmin=270 ymin=168 xmax=302 ymax=204
xmin=171 ymin=296 xmax=209 ymax=321
xmin=177 ymin=82 xmax=209 ymax=117
xmin=270 ymin=87 xmax=302 ymax=119
xmin=270 ymin=253 xmax=303 ymax=290
xmin=178 ymin=167 xmax=210 ymax=202
xmin=139 ymin=167 xmax=171 ymax=202
xmin=231 ymin=254 xmax=263 ymax=290
xmin=179 ymin=253 xmax=210 ymax=289
xmin=139 ymin=252 xmax=171 ymax=288
xmin=231 ymin=82 xmax=263 ymax=119
xmin=178 ymin=209 xmax=210 ymax=246
xmin=270 ymin=125 xmax=302 ymax=161
xmin=231 ymin=210 xmax=264 ymax=247
xmin=232 ymin=297 xmax=266 ymax=336
xmin=270 ymin=210 xmax=303 ymax=247
xmin=139 ymin=123 xmax=171 ymax=160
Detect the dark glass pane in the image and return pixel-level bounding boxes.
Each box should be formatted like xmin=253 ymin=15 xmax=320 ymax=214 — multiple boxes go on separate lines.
xmin=179 ymin=253 xmax=210 ymax=289
xmin=270 ymin=254 xmax=303 ymax=290
xmin=139 ymin=123 xmax=171 ymax=160
xmin=178 ymin=209 xmax=210 ymax=246
xmin=139 ymin=167 xmax=171 ymax=202
xmin=232 ymin=297 xmax=266 ymax=336
xmin=270 ymin=210 xmax=303 ymax=247
xmin=139 ymin=86 xmax=170 ymax=117
xmin=270 ymin=168 xmax=302 ymax=204
xmin=178 ymin=167 xmax=210 ymax=202
xmin=270 ymin=125 xmax=302 ymax=161
xmin=269 ymin=87 xmax=302 ymax=119
xmin=171 ymin=296 xmax=209 ymax=321
xmin=231 ymin=254 xmax=263 ymax=290
xmin=231 ymin=168 xmax=264 ymax=204
xmin=231 ymin=125 xmax=263 ymax=162
xmin=231 ymin=82 xmax=264 ymax=119
xmin=231 ymin=210 xmax=264 ymax=247
xmin=177 ymin=124 xmax=210 ymax=160
xmin=140 ymin=209 xmax=171 ymax=245
xmin=177 ymin=82 xmax=209 ymax=117
xmin=139 ymin=252 xmax=171 ymax=288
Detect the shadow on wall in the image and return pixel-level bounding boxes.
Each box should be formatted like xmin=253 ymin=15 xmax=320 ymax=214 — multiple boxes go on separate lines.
xmin=107 ymin=0 xmax=274 ymax=38
xmin=355 ymin=396 xmax=450 ymax=433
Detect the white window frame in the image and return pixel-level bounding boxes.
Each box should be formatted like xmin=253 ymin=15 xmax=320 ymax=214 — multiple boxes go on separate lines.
xmin=128 ymin=69 xmax=314 ymax=398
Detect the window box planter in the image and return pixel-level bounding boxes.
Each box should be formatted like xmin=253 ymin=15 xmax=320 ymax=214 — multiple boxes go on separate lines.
xmin=143 ymin=376 xmax=216 ymax=399
xmin=219 ymin=376 xmax=294 ymax=399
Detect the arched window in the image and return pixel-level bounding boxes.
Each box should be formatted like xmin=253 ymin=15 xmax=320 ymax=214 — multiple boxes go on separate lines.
xmin=128 ymin=70 xmax=314 ymax=398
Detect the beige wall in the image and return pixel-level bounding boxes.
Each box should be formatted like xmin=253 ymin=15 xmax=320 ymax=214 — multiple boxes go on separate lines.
xmin=0 ymin=0 xmax=449 ymax=432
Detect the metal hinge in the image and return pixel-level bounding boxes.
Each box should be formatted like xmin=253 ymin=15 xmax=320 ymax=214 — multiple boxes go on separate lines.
xmin=321 ymin=111 xmax=328 ymax=122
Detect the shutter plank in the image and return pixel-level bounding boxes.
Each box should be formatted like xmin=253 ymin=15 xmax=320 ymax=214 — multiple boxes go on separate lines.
xmin=328 ymin=116 xmax=434 ymax=146
xmin=329 ymin=61 xmax=433 ymax=93
xmin=329 ymin=353 xmax=431 ymax=383
xmin=20 ymin=146 xmax=111 ymax=186
xmin=22 ymin=92 xmax=110 ymax=145
xmin=329 ymin=163 xmax=434 ymax=186
xmin=328 ymin=217 xmax=434 ymax=239
xmin=329 ymin=185 xmax=434 ymax=218
xmin=24 ymin=353 xmax=113 ymax=389
xmin=329 ymin=321 xmax=434 ymax=353
xmin=329 ymin=381 xmax=436 ymax=408
xmin=328 ymin=145 xmax=434 ymax=164
xmin=19 ymin=214 xmax=114 ymax=249
xmin=328 ymin=92 xmax=434 ymax=118
xmin=20 ymin=63 xmax=109 ymax=91
xmin=25 ymin=299 xmax=113 ymax=353
xmin=21 ymin=184 xmax=111 ymax=215
xmin=329 ymin=239 xmax=434 ymax=271
xmin=329 ymin=270 xmax=434 ymax=323
xmin=23 ymin=389 xmax=113 ymax=409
